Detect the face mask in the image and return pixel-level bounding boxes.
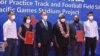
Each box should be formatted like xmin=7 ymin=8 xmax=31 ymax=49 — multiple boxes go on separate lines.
xmin=26 ymin=19 xmax=31 ymax=24
xmin=11 ymin=15 xmax=15 ymax=20
xmin=88 ymin=16 xmax=94 ymax=20
xmin=61 ymin=18 xmax=65 ymax=22
xmin=43 ymin=16 xmax=48 ymax=20
xmin=74 ymin=19 xmax=79 ymax=23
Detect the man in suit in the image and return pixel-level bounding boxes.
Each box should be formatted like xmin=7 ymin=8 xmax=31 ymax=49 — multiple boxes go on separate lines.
xmin=36 ymin=11 xmax=53 ymax=56
xmin=70 ymin=15 xmax=83 ymax=56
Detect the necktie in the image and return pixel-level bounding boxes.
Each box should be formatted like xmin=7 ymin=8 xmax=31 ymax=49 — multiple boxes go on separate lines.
xmin=44 ymin=21 xmax=48 ymax=29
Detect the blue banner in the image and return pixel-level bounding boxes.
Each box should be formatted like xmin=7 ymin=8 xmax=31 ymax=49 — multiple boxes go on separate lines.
xmin=0 ymin=0 xmax=100 ymax=55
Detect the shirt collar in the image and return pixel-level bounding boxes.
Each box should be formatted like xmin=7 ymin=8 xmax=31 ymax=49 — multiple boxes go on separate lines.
xmin=7 ymin=19 xmax=15 ymax=23
xmin=87 ymin=20 xmax=94 ymax=23
xmin=42 ymin=19 xmax=47 ymax=23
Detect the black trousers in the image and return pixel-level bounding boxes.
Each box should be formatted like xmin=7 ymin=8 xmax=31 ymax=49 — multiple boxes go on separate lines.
xmin=55 ymin=46 xmax=68 ymax=56
xmin=38 ymin=44 xmax=49 ymax=56
xmin=85 ymin=37 xmax=97 ymax=56
xmin=5 ymin=38 xmax=17 ymax=56
xmin=71 ymin=43 xmax=83 ymax=56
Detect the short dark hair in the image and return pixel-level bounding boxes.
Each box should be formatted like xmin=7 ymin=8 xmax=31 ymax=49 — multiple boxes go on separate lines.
xmin=88 ymin=11 xmax=94 ymax=15
xmin=40 ymin=10 xmax=46 ymax=15
xmin=23 ymin=15 xmax=30 ymax=23
xmin=8 ymin=10 xmax=14 ymax=15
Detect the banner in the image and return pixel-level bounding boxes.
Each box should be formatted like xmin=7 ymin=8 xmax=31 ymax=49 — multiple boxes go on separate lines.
xmin=0 ymin=0 xmax=100 ymax=54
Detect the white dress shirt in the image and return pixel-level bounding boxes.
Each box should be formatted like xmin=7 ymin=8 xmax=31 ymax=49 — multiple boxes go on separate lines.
xmin=3 ymin=19 xmax=18 ymax=41
xmin=42 ymin=20 xmax=48 ymax=27
xmin=84 ymin=20 xmax=99 ymax=40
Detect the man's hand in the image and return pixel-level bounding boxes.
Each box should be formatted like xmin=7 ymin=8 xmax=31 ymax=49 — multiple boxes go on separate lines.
xmin=50 ymin=42 xmax=53 ymax=47
xmin=83 ymin=38 xmax=86 ymax=43
xmin=97 ymin=39 xmax=99 ymax=43
xmin=38 ymin=42 xmax=41 ymax=48
xmin=96 ymin=37 xmax=99 ymax=43
xmin=4 ymin=41 xmax=8 ymax=48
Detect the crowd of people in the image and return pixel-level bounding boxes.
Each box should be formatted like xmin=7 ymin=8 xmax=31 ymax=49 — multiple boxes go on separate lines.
xmin=3 ymin=10 xmax=99 ymax=56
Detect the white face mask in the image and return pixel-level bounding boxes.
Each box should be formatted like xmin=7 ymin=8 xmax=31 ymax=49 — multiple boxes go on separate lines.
xmin=43 ymin=16 xmax=48 ymax=21
xmin=61 ymin=18 xmax=65 ymax=22
xmin=88 ymin=16 xmax=94 ymax=20
xmin=11 ymin=15 xmax=15 ymax=20
xmin=26 ymin=19 xmax=31 ymax=24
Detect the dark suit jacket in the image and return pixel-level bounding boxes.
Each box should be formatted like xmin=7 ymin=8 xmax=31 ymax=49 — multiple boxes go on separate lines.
xmin=69 ymin=23 xmax=83 ymax=45
xmin=36 ymin=20 xmax=53 ymax=45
